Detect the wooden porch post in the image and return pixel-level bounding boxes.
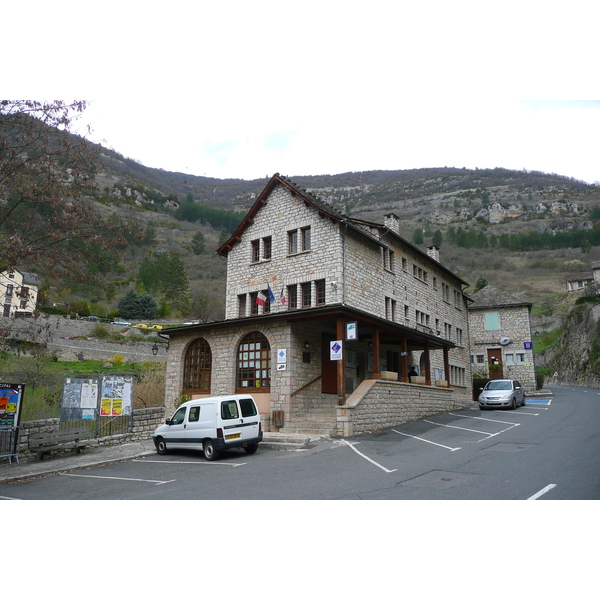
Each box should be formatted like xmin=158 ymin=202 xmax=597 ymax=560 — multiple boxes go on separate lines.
xmin=401 ymin=337 xmax=409 ymax=383
xmin=424 ymin=340 xmax=431 ymax=385
xmin=443 ymin=346 xmax=451 ymax=387
xmin=372 ymin=328 xmax=381 ymax=379
xmin=337 ymin=318 xmax=346 ymax=405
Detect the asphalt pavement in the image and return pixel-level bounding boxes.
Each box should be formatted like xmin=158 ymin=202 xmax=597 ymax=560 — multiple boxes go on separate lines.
xmin=0 ymin=432 xmax=318 ymax=484
xmin=0 ymin=389 xmax=556 ymax=487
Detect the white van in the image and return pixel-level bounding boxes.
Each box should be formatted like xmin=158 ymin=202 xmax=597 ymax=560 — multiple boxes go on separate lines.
xmin=153 ymin=395 xmax=263 ymax=461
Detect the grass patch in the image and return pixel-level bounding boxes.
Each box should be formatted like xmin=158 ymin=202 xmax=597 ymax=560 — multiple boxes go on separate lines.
xmin=533 ymin=327 xmax=565 ymax=354
xmin=0 ymin=352 xmax=165 ymax=422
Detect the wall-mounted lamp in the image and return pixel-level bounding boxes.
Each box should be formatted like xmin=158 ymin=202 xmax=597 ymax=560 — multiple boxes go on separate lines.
xmin=304 ymin=341 xmax=310 ymax=349
xmin=152 ymin=343 xmax=159 ymax=356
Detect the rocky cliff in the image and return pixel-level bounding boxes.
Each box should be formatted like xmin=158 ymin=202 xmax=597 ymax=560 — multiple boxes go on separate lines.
xmin=539 ymin=302 xmax=600 ymax=387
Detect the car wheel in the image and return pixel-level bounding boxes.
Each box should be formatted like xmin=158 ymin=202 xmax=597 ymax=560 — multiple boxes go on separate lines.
xmin=479 ymin=404 xmax=487 ymax=411
xmin=156 ymin=437 xmax=168 ymax=455
xmin=511 ymin=397 xmax=518 ymax=410
xmin=203 ymin=439 xmax=219 ymax=461
xmin=244 ymin=443 xmax=258 ymax=454
xmin=521 ymin=396 xmax=526 ymax=406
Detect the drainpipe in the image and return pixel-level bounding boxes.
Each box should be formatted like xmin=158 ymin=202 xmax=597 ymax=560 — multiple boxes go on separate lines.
xmin=342 ymin=221 xmax=348 ymax=305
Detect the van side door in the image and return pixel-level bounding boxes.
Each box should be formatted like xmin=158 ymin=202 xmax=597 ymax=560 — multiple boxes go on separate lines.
xmin=164 ymin=405 xmax=187 ymax=449
xmin=185 ymin=403 xmax=216 ymax=450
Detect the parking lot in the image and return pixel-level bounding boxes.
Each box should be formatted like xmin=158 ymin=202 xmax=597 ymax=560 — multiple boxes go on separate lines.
xmin=5 ymin=389 xmax=591 ymax=501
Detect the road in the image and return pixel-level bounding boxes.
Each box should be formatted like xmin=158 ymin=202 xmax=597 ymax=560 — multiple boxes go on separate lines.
xmin=2 ymin=385 xmax=599 ymax=500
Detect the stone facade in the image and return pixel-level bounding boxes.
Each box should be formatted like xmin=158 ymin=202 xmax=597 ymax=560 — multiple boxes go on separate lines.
xmin=163 ymin=174 xmax=473 ymax=435
xmin=336 ymin=379 xmax=467 ymax=437
xmin=468 ymin=286 xmax=537 ymax=391
xmin=0 ymin=268 xmax=39 ymax=317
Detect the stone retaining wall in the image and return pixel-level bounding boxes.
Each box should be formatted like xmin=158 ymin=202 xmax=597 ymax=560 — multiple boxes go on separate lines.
xmin=16 ymin=406 xmax=165 ymax=460
xmin=336 ymin=379 xmax=471 ymax=437
xmin=0 ymin=315 xmax=167 ymax=363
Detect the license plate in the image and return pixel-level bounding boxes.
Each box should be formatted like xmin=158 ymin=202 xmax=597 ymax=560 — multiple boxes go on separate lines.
xmin=226 ymin=433 xmax=241 ymax=440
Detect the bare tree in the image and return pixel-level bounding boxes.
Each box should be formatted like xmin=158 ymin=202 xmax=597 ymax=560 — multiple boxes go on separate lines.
xmin=0 ymin=100 xmax=130 ymax=279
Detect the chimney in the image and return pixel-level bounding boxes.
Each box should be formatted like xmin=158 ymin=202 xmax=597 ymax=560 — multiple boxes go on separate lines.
xmin=383 ymin=213 xmax=400 ymax=234
xmin=427 ymin=245 xmax=440 ymax=262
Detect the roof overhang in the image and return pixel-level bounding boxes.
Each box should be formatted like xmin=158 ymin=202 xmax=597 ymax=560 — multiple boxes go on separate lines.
xmin=162 ymin=304 xmax=455 ymax=351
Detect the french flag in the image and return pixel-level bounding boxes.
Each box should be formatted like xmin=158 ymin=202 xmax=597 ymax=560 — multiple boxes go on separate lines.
xmin=280 ymin=286 xmax=287 ymax=305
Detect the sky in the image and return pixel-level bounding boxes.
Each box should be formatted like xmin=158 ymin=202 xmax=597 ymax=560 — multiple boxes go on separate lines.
xmin=7 ymin=1 xmax=600 ymax=184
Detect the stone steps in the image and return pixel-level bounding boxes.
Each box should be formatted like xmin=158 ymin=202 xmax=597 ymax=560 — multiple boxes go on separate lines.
xmin=261 ymin=432 xmax=320 ymax=451
xmin=278 ymin=420 xmax=336 ymax=437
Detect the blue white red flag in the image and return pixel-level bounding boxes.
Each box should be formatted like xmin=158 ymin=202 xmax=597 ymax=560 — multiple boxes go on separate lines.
xmin=256 ymin=290 xmax=266 ymax=306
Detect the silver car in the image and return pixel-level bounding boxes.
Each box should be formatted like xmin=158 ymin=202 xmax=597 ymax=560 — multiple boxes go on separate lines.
xmin=478 ymin=379 xmax=525 ymax=410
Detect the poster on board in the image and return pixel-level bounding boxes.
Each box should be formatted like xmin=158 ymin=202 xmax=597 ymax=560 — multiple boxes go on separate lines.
xmin=0 ymin=383 xmax=25 ymax=428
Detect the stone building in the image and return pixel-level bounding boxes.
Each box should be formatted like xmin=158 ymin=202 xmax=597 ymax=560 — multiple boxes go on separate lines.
xmin=0 ymin=268 xmax=40 ymax=317
xmin=162 ymin=174 xmax=473 ymax=436
xmin=566 ymin=261 xmax=600 ymax=292
xmin=467 ymin=285 xmax=536 ymax=391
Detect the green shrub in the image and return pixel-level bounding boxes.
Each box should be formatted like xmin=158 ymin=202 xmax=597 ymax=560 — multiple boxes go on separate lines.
xmin=92 ymin=325 xmax=110 ymax=339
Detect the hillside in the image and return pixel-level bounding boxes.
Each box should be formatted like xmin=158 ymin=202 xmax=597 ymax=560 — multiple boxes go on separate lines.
xmin=2 ymin=115 xmax=594 ymax=328
xmin=91 ymin=146 xmax=600 ymax=307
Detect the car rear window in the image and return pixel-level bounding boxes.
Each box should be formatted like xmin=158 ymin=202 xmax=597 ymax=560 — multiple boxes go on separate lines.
xmin=239 ymin=397 xmax=257 ymax=417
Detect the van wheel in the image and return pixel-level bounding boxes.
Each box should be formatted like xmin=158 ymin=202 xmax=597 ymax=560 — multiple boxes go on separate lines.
xmin=244 ymin=443 xmax=258 ymax=455
xmin=156 ymin=438 xmax=168 ymax=455
xmin=203 ymin=439 xmax=219 ymax=461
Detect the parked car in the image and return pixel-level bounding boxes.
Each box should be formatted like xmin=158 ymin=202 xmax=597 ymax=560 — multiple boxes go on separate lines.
xmin=153 ymin=394 xmax=263 ymax=461
xmin=80 ymin=315 xmax=102 ymax=321
xmin=111 ymin=320 xmax=131 ymax=326
xmin=478 ymin=379 xmax=525 ymax=410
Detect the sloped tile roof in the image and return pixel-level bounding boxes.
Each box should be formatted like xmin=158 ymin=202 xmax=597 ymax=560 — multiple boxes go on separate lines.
xmin=469 ymin=285 xmax=531 ymax=309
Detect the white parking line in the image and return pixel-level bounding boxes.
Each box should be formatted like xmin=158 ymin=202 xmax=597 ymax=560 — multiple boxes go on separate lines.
xmin=340 ymin=439 xmax=397 ymax=473
xmin=424 ymin=419 xmax=489 ymax=436
xmin=527 ymin=483 xmax=557 ymax=500
xmin=61 ymin=473 xmax=176 ymax=486
xmin=135 ymin=459 xmax=247 ymax=468
xmin=391 ymin=429 xmax=461 ymax=452
xmin=449 ymin=413 xmax=522 ymax=426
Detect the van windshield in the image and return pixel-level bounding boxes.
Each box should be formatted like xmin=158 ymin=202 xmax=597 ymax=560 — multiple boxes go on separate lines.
xmin=239 ymin=397 xmax=257 ymax=417
xmin=485 ymin=381 xmax=512 ymax=390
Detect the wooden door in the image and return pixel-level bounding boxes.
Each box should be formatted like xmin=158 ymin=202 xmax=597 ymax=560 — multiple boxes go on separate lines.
xmin=321 ymin=333 xmax=337 ymax=393
xmin=487 ymin=348 xmax=504 ymax=379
